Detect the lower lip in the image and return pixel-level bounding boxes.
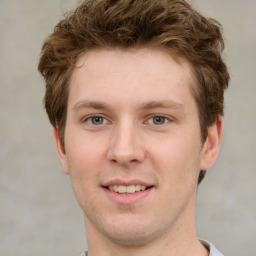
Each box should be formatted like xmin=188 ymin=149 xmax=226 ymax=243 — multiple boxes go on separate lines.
xmin=102 ymin=187 xmax=153 ymax=204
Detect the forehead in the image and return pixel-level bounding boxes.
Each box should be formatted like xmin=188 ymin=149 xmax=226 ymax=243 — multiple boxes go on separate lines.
xmin=69 ymin=47 xmax=196 ymax=109
xmin=74 ymin=47 xmax=193 ymax=79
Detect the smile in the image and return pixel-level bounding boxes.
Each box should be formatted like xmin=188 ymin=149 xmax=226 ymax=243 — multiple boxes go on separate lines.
xmin=107 ymin=185 xmax=150 ymax=194
xmin=103 ymin=182 xmax=154 ymax=204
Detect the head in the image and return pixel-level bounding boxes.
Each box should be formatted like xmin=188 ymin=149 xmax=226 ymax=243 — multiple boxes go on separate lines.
xmin=38 ymin=0 xmax=229 ymax=248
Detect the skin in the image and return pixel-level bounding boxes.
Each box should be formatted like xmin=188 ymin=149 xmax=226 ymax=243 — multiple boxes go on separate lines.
xmin=54 ymin=48 xmax=222 ymax=256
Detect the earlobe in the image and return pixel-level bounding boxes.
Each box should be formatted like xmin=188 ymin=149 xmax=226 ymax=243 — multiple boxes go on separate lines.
xmin=200 ymin=117 xmax=223 ymax=170
xmin=53 ymin=127 xmax=69 ymax=175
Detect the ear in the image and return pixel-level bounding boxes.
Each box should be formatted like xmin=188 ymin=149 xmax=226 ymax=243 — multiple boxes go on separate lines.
xmin=200 ymin=116 xmax=223 ymax=170
xmin=53 ymin=127 xmax=69 ymax=175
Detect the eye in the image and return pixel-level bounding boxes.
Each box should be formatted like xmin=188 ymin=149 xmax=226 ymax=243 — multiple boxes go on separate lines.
xmin=87 ymin=116 xmax=107 ymax=125
xmin=148 ymin=116 xmax=169 ymax=125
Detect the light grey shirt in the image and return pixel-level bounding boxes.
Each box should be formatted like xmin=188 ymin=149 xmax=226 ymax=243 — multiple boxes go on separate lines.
xmin=201 ymin=240 xmax=224 ymax=256
xmin=80 ymin=240 xmax=223 ymax=256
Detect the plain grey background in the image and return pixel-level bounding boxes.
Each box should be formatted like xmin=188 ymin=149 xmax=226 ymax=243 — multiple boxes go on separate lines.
xmin=0 ymin=0 xmax=255 ymax=255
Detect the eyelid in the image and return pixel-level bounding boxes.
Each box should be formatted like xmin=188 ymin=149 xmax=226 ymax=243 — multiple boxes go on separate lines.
xmin=81 ymin=114 xmax=173 ymax=125
xmin=82 ymin=114 xmax=110 ymax=124
xmin=145 ymin=114 xmax=173 ymax=125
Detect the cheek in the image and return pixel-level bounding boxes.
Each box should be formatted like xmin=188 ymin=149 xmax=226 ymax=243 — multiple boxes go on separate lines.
xmin=64 ymin=131 xmax=111 ymax=199
xmin=149 ymin=134 xmax=202 ymax=183
xmin=65 ymin=128 xmax=107 ymax=169
xmin=150 ymin=138 xmax=201 ymax=211
xmin=65 ymin=140 xmax=101 ymax=208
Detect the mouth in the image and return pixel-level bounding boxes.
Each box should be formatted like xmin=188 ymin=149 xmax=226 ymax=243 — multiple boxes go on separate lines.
xmin=102 ymin=181 xmax=154 ymax=204
xmin=105 ymin=184 xmax=153 ymax=194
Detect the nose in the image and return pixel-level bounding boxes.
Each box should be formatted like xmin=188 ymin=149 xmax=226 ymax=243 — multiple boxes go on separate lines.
xmin=107 ymin=121 xmax=146 ymax=165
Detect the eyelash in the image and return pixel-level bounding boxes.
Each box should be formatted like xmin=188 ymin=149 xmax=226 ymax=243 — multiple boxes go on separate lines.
xmin=83 ymin=115 xmax=109 ymax=125
xmin=82 ymin=114 xmax=172 ymax=126
xmin=146 ymin=115 xmax=172 ymax=125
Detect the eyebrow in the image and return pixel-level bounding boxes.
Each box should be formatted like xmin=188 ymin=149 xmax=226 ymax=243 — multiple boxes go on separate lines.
xmin=72 ymin=99 xmax=185 ymax=112
xmin=72 ymin=100 xmax=112 ymax=111
xmin=139 ymin=100 xmax=185 ymax=111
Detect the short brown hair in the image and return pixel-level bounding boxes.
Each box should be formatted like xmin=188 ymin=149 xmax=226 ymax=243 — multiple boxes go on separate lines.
xmin=38 ymin=0 xmax=229 ymax=148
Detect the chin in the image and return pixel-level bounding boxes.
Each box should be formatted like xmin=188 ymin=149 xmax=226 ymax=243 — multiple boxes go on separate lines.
xmin=105 ymin=228 xmax=157 ymax=246
xmin=98 ymin=216 xmax=167 ymax=246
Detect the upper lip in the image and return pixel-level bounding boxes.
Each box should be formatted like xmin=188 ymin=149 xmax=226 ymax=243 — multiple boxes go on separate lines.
xmin=102 ymin=179 xmax=153 ymax=187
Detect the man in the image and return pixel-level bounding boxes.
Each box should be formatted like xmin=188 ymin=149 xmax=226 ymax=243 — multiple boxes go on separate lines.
xmin=38 ymin=0 xmax=229 ymax=255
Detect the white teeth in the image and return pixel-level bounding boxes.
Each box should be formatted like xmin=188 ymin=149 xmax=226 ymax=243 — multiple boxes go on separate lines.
xmin=140 ymin=185 xmax=146 ymax=191
xmin=135 ymin=185 xmax=141 ymax=192
xmin=107 ymin=185 xmax=148 ymax=194
xmin=127 ymin=185 xmax=135 ymax=194
xmin=119 ymin=185 xmax=127 ymax=193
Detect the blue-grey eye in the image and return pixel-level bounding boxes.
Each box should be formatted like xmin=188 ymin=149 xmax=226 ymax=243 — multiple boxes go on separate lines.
xmin=90 ymin=116 xmax=105 ymax=125
xmin=152 ymin=116 xmax=167 ymax=125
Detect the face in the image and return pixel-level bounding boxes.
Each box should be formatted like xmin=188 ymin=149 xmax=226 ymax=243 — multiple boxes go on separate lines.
xmin=54 ymin=48 xmax=222 ymax=246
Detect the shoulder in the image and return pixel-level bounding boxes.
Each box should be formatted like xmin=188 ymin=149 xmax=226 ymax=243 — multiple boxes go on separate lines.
xmin=200 ymin=239 xmax=224 ymax=256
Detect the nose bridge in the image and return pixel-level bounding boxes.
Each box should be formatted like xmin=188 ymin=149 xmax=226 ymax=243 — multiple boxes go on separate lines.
xmin=108 ymin=118 xmax=145 ymax=164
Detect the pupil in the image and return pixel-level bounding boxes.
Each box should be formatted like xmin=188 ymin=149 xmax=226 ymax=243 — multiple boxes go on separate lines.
xmin=153 ymin=116 xmax=165 ymax=125
xmin=92 ymin=117 xmax=103 ymax=125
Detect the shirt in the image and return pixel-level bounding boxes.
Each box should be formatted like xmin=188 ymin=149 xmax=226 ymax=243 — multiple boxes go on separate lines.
xmin=201 ymin=240 xmax=224 ymax=256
